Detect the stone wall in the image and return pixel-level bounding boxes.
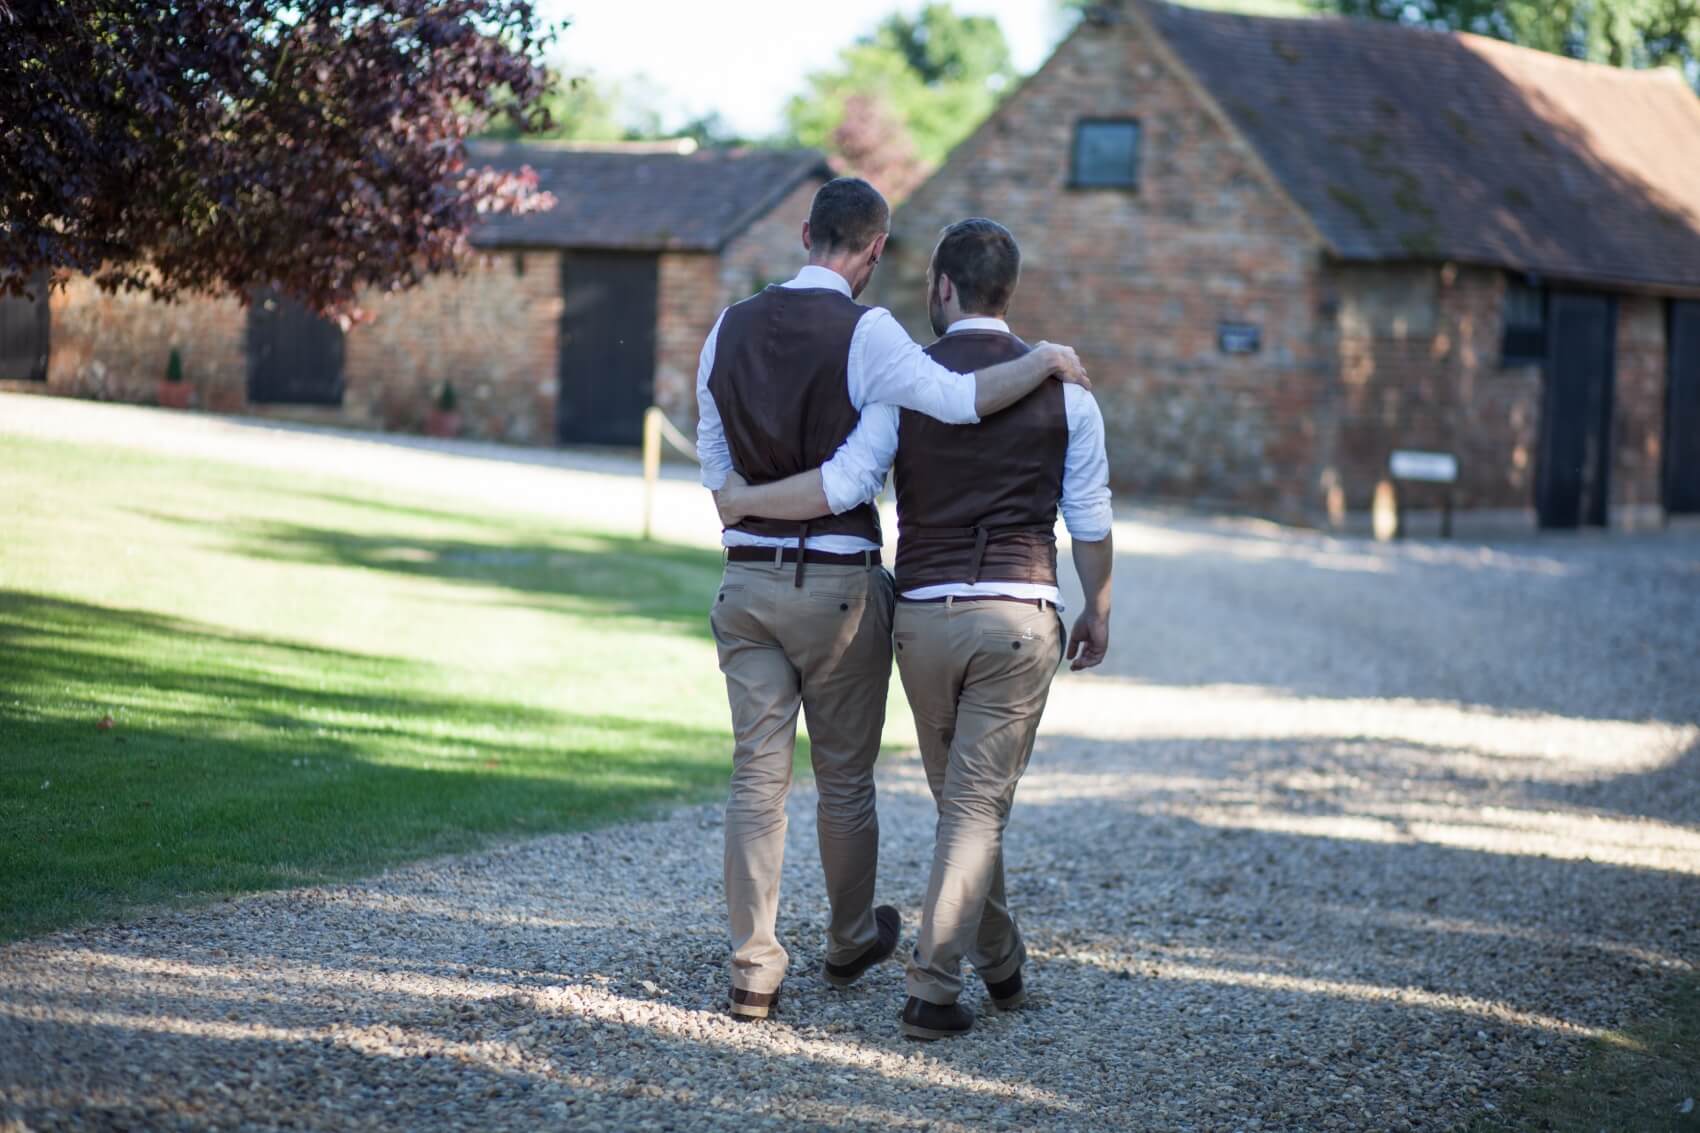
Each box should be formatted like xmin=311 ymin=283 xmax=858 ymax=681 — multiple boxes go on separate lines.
xmin=1325 ymin=263 xmax=1672 ymax=518
xmin=0 ymin=276 xmax=249 ymax=409
xmin=8 ymin=253 xmax=561 ymax=445
xmin=325 ymin=250 xmax=561 ymax=445
xmin=1324 ymin=263 xmax=1542 ymax=512
xmin=872 ymin=10 xmax=1332 ymax=520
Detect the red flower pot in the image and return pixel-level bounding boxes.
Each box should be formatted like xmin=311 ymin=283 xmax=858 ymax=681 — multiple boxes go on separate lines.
xmin=424 ymin=409 xmax=462 ymax=438
xmin=157 ymin=380 xmax=193 ymax=409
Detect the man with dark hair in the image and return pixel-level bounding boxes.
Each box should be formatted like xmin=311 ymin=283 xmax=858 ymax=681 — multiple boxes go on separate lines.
xmin=697 ymin=183 xmax=1091 ymax=1023
xmin=717 ymin=217 xmax=1115 ymax=1041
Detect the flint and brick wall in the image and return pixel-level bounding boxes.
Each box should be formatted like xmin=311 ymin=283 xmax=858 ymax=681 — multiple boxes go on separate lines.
xmin=7 ymin=172 xmax=821 ymax=450
xmin=874 ymin=11 xmax=1332 ymax=521
xmin=1324 ymin=263 xmax=1670 ymax=518
xmin=1324 ymin=263 xmax=1542 ymax=512
xmin=327 ymin=251 xmax=561 ymax=444
xmin=1 ymin=276 xmax=248 ymax=408
xmin=651 ymin=177 xmax=823 ymax=434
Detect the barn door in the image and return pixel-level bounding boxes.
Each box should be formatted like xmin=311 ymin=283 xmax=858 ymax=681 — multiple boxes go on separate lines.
xmin=1665 ymin=300 xmax=1700 ymax=515
xmin=0 ymin=278 xmax=50 ymax=381
xmin=247 ymin=288 xmax=345 ymax=405
xmin=1535 ymin=292 xmax=1616 ymax=529
xmin=557 ymin=251 xmax=656 ymax=446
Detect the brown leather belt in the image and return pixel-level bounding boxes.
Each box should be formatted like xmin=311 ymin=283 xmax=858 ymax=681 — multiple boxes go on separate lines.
xmin=898 ymin=594 xmax=1053 ymax=609
xmin=726 ymin=547 xmax=882 ymax=567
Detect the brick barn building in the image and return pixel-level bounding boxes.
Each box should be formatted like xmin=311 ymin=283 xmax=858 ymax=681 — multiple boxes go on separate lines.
xmin=0 ymin=142 xmax=829 ymax=448
xmin=875 ymin=1 xmax=1700 ymax=528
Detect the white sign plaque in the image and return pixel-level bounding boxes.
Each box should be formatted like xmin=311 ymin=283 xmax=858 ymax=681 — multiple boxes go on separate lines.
xmin=1389 ymin=450 xmax=1459 ymax=483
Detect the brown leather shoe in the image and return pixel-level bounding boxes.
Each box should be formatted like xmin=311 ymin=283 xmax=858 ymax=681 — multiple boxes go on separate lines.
xmin=900 ymin=996 xmax=974 ymax=1041
xmin=729 ymin=985 xmax=780 ymax=1021
xmin=984 ymin=967 xmax=1027 ymax=1010
xmin=823 ymin=905 xmax=901 ymax=988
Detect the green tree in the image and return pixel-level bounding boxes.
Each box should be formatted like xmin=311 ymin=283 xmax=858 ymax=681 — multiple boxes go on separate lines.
xmin=785 ymin=3 xmax=1016 ymax=197
xmin=1322 ymin=0 xmax=1699 ymax=80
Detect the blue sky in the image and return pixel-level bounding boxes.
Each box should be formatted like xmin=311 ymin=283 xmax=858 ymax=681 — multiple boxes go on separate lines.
xmin=538 ymin=0 xmax=1072 ymax=138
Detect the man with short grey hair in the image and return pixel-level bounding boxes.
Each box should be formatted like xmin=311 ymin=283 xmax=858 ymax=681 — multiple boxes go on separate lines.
xmin=697 ymin=180 xmax=1090 ymax=1021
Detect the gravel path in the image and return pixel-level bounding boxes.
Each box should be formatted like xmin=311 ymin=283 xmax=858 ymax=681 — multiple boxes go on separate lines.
xmin=4 ymin=397 xmax=1700 ymax=1130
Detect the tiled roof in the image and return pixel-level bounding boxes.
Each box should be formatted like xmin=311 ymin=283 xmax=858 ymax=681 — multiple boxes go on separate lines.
xmin=467 ymin=142 xmax=831 ymax=252
xmin=1146 ymin=2 xmax=1700 ymax=290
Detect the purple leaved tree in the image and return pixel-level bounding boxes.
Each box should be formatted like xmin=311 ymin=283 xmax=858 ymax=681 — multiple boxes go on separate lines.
xmin=0 ymin=0 xmax=559 ymax=319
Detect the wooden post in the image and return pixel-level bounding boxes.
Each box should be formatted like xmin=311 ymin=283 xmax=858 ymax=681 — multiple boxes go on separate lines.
xmin=641 ymin=406 xmax=662 ymax=542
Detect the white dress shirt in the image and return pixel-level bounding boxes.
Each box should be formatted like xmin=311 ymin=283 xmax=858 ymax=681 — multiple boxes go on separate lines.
xmin=696 ymin=265 xmax=984 ymax=553
xmin=818 ymin=316 xmax=1114 ymax=609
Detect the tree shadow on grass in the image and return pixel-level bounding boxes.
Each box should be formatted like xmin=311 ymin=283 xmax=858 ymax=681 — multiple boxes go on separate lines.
xmin=0 ymin=590 xmax=736 ymax=942
xmin=136 ymin=506 xmax=726 ymax=642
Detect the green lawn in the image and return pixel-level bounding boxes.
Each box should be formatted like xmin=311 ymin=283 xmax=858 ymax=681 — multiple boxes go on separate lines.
xmin=0 ymin=433 xmax=898 ymax=941
xmin=1471 ymin=976 xmax=1700 ymax=1133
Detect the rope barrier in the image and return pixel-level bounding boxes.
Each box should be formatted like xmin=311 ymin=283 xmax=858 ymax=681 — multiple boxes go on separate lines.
xmin=641 ymin=406 xmax=698 ymax=541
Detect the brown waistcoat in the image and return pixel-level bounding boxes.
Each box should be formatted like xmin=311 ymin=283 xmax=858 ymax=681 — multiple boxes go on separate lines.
xmin=707 ymin=285 xmax=881 ymax=544
xmin=894 ymin=330 xmax=1068 ymax=591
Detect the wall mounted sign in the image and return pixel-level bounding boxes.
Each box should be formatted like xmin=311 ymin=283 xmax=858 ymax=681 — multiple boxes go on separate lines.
xmin=1218 ymin=322 xmax=1261 ymax=355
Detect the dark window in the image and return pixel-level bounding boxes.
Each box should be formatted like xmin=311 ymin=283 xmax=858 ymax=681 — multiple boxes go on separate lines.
xmin=0 ymin=277 xmax=50 ymax=381
xmin=1070 ymin=119 xmax=1141 ymax=188
xmin=1502 ymin=279 xmax=1547 ymax=364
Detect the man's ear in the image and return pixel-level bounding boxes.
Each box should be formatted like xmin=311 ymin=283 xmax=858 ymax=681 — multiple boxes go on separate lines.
xmin=801 ymin=220 xmax=813 ymax=253
xmin=869 ymin=232 xmax=889 ymax=262
xmin=936 ymin=271 xmax=954 ymax=305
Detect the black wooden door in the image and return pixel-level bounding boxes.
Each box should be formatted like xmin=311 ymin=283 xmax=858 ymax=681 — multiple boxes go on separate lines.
xmin=1665 ymin=300 xmax=1700 ymax=514
xmin=557 ymin=252 xmax=656 ymax=446
xmin=1535 ymin=292 xmax=1616 ymax=529
xmin=0 ymin=280 xmax=50 ymax=381
xmin=247 ymin=288 xmax=345 ymax=405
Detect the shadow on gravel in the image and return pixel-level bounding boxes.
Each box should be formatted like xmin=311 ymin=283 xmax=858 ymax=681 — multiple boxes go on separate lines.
xmin=1098 ymin=519 xmax=1700 ymax=725
xmin=993 ymin=732 xmax=1699 ymax=1033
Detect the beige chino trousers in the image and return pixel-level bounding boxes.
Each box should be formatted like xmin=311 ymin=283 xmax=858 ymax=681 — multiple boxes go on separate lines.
xmin=895 ymin=598 xmax=1064 ymax=1005
xmin=709 ymin=559 xmax=896 ymax=994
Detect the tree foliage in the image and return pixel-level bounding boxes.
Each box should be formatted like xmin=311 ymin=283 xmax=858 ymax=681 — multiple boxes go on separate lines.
xmin=785 ymin=3 xmax=1016 ymax=199
xmin=480 ymin=72 xmax=745 ymax=146
xmin=1321 ymin=0 xmax=1699 ymax=79
xmin=0 ymin=0 xmax=559 ymax=316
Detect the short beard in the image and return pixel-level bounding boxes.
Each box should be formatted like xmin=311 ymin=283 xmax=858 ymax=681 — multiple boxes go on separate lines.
xmin=927 ymin=285 xmax=949 ymax=338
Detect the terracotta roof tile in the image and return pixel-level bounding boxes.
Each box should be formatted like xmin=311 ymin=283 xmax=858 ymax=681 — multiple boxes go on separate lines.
xmin=466 ymin=142 xmax=831 ymax=252
xmin=1146 ymin=2 xmax=1700 ymax=290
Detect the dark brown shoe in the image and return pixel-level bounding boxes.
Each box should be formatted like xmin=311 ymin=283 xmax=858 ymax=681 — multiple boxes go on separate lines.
xmin=900 ymin=995 xmax=974 ymax=1041
xmin=823 ymin=905 xmax=901 ymax=988
xmin=984 ymin=967 xmax=1027 ymax=1010
xmin=729 ymin=985 xmax=780 ymax=1021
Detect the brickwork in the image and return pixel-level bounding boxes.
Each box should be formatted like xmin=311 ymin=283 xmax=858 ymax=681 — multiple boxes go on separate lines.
xmin=0 ymin=275 xmax=248 ymax=410
xmin=873 ymin=12 xmax=1331 ymax=520
xmin=329 ymin=251 xmax=561 ymax=444
xmin=651 ymin=177 xmax=823 ymax=436
xmin=1326 ymin=264 xmax=1541 ymax=511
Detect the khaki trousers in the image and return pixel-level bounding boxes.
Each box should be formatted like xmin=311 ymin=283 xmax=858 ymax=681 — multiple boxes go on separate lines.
xmin=709 ymin=559 xmax=896 ymax=994
xmin=895 ymin=598 xmax=1063 ymax=1004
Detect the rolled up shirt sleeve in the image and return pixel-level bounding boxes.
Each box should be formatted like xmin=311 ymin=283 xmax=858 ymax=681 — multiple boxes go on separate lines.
xmin=819 ymin=403 xmax=899 ymax=514
xmin=695 ymin=311 xmax=731 ymax=491
xmin=1060 ymin=385 xmax=1114 ymax=541
xmin=849 ymin=307 xmax=980 ymax=424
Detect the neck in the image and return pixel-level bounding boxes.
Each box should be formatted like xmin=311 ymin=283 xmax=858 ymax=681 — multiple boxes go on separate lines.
xmin=807 ymin=252 xmax=861 ymax=279
xmin=952 ymin=311 xmax=1005 ymax=324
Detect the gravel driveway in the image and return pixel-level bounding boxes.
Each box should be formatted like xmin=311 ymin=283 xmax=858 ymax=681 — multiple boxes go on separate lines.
xmin=4 ymin=398 xmax=1699 ymax=1131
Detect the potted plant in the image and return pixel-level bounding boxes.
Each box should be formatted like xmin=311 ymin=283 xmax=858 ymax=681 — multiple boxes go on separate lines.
xmin=157 ymin=347 xmax=193 ymax=409
xmin=425 ymin=380 xmax=461 ymax=438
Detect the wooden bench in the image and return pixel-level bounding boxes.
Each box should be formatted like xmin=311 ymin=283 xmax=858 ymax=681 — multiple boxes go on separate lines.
xmin=1373 ymin=450 xmax=1459 ymax=541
